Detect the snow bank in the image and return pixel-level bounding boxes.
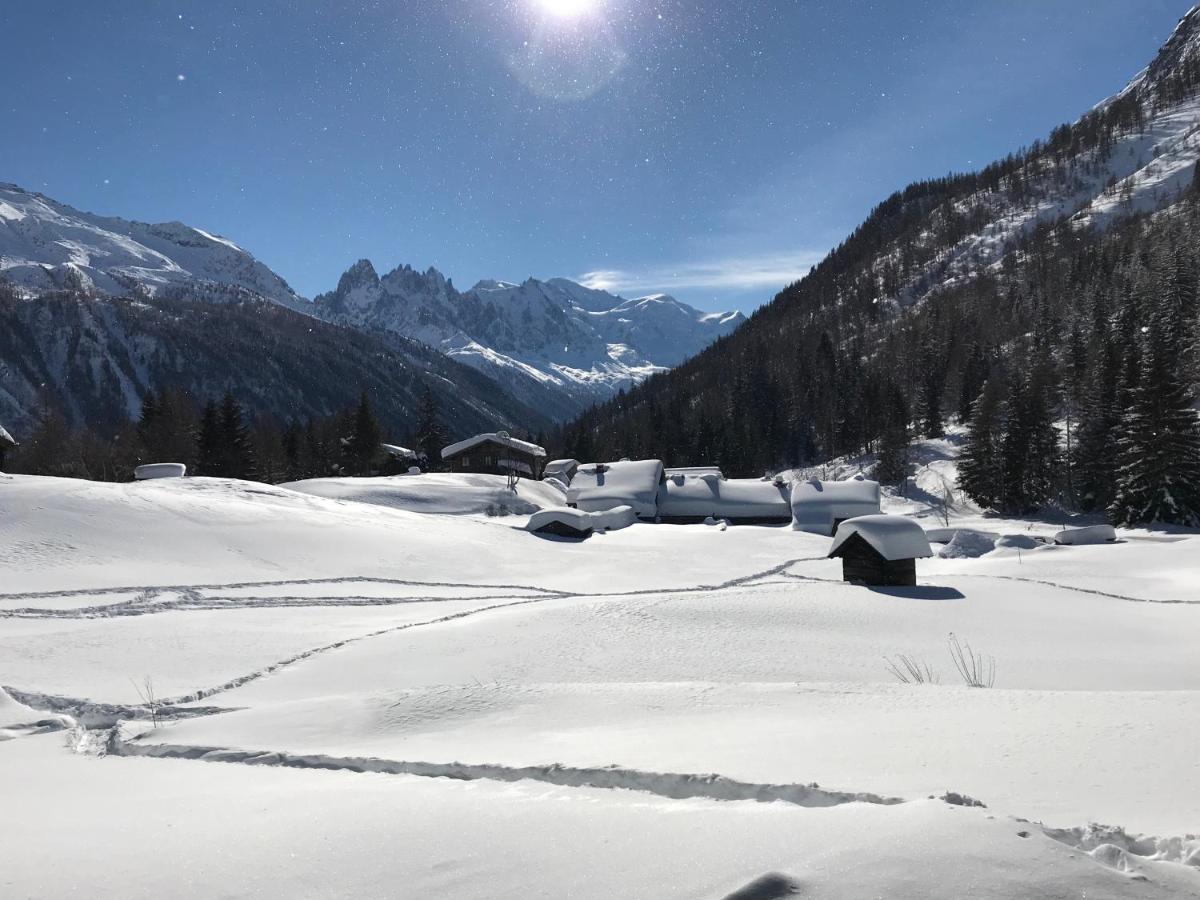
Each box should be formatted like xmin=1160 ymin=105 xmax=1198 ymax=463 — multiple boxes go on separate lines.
xmin=658 ymin=474 xmax=790 ymax=522
xmin=285 ymin=472 xmax=563 ymax=517
xmin=829 ymin=515 xmax=933 ymax=561
xmin=567 ymin=460 xmax=664 ymax=519
xmin=1054 ymin=524 xmax=1118 ymax=546
xmin=792 ymin=476 xmax=881 ymax=535
xmin=938 ymin=530 xmax=996 ymax=559
xmin=134 ymin=463 xmax=186 ymax=480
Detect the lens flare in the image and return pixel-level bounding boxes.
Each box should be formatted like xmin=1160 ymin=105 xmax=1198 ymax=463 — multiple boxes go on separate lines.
xmin=534 ymin=0 xmax=596 ymax=18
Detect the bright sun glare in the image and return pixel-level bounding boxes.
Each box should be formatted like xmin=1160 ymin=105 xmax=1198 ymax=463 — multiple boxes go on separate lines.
xmin=535 ymin=0 xmax=596 ymax=18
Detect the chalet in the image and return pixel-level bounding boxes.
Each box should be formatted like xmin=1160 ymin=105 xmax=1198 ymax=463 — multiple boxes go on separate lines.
xmin=0 ymin=423 xmax=16 ymax=470
xmin=791 ymin=475 xmax=882 ymax=535
xmin=827 ymin=515 xmax=933 ymax=587
xmin=441 ymin=431 xmax=546 ymax=479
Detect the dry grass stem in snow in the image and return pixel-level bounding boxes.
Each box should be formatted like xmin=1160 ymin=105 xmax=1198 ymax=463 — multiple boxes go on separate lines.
xmin=948 ymin=633 xmax=996 ymax=688
xmin=883 ymin=654 xmax=939 ymax=684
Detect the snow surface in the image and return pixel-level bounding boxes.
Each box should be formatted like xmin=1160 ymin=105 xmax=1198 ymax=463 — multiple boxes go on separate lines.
xmin=2 ymin=468 xmax=1199 ymax=897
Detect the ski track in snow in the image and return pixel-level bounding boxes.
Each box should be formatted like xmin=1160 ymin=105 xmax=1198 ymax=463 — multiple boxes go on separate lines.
xmin=939 ymin=572 xmax=1200 ymax=606
xmin=112 ymin=736 xmax=905 ymax=809
xmin=0 ymin=558 xmax=826 ymax=620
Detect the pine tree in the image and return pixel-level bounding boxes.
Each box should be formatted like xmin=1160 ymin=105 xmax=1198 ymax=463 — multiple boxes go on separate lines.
xmin=874 ymin=386 xmax=909 ymax=486
xmin=194 ymin=401 xmax=222 ymax=477
xmin=414 ymin=386 xmax=448 ymax=470
xmin=210 ymin=393 xmax=255 ymax=479
xmin=1109 ymin=292 xmax=1200 ymax=527
xmin=958 ymin=377 xmax=1007 ymax=510
xmin=346 ymin=389 xmax=382 ymax=476
xmin=1074 ymin=330 xmax=1122 ymax=512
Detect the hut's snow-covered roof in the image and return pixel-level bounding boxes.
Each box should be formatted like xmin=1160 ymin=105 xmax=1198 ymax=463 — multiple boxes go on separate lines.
xmin=658 ymin=475 xmax=789 ymax=520
xmin=381 ymin=443 xmax=418 ymax=459
xmin=134 ymin=463 xmax=187 ymax=481
xmin=526 ymin=504 xmax=636 ymax=537
xmin=0 ymin=424 xmax=16 ymax=448
xmin=543 ymin=459 xmax=579 ymax=480
xmin=791 ymin=476 xmax=881 ymax=533
xmin=829 ymin=515 xmax=933 ymax=561
xmin=567 ymin=459 xmax=663 ymax=518
xmin=441 ymin=432 xmax=547 ymax=460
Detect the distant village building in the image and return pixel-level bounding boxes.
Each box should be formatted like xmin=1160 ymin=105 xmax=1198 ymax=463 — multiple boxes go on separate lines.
xmin=567 ymin=459 xmax=665 ymax=519
xmin=827 ymin=515 xmax=933 ymax=587
xmin=0 ymin=423 xmax=17 ymax=470
xmin=381 ymin=443 xmax=421 ymax=475
xmin=134 ymin=463 xmax=187 ymax=481
xmin=441 ymin=432 xmax=546 ymax=479
xmin=791 ymin=476 xmax=882 ymax=535
xmin=657 ymin=471 xmax=791 ymax=524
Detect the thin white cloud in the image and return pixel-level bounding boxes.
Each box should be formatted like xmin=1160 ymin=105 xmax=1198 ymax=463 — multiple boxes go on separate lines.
xmin=577 ymin=250 xmax=824 ymax=297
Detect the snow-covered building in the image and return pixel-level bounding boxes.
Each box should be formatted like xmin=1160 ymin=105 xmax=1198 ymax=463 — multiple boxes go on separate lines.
xmin=567 ymin=459 xmax=664 ymax=519
xmin=134 ymin=463 xmax=187 ymax=481
xmin=0 ymin=423 xmax=16 ymax=470
xmin=441 ymin=432 xmax=546 ymax=479
xmin=791 ymin=476 xmax=882 ymax=535
xmin=543 ymin=459 xmax=579 ymax=483
xmin=657 ymin=472 xmax=790 ymax=524
xmin=827 ymin=515 xmax=933 ymax=587
xmin=527 ymin=504 xmax=637 ymax=540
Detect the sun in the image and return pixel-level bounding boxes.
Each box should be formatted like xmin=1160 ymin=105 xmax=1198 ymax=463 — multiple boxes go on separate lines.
xmin=534 ymin=0 xmax=596 ymax=18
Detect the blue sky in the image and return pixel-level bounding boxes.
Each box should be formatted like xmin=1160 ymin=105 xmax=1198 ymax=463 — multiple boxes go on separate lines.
xmin=2 ymin=1 xmax=1192 ymax=311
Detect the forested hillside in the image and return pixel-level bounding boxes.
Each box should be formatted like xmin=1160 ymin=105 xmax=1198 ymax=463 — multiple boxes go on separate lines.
xmin=558 ymin=9 xmax=1200 ymax=524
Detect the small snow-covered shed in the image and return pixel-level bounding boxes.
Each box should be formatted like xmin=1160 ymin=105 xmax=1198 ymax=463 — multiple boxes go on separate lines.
xmin=543 ymin=459 xmax=579 ymax=483
xmin=657 ymin=473 xmax=790 ymax=524
xmin=527 ymin=505 xmax=637 ymax=539
xmin=441 ymin=431 xmax=547 ymax=479
xmin=0 ymin=423 xmax=16 ymax=470
xmin=134 ymin=463 xmax=187 ymax=481
xmin=828 ymin=515 xmax=933 ymax=587
xmin=791 ymin=475 xmax=882 ymax=535
xmin=566 ymin=459 xmax=664 ymax=519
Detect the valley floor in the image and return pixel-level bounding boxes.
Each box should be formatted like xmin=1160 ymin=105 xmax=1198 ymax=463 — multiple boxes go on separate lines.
xmin=1 ymin=471 xmax=1198 ymax=898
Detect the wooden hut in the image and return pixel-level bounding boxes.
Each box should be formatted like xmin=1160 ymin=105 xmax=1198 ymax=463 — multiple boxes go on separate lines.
xmin=0 ymin=423 xmax=16 ymax=470
xmin=441 ymin=431 xmax=546 ymax=479
xmin=827 ymin=515 xmax=933 ymax=587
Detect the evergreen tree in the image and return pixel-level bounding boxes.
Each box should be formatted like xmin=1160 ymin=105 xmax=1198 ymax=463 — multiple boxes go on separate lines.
xmin=874 ymin=387 xmax=910 ymax=486
xmin=999 ymin=371 xmax=1060 ymax=514
xmin=1074 ymin=329 xmax=1122 ymax=512
xmin=345 ymin=389 xmax=383 ymax=476
xmin=1109 ymin=292 xmax=1200 ymax=526
xmin=414 ymin=386 xmax=448 ymax=470
xmin=194 ymin=401 xmax=223 ymax=477
xmin=958 ymin=377 xmax=1007 ymax=509
xmin=217 ymin=393 xmax=255 ymax=480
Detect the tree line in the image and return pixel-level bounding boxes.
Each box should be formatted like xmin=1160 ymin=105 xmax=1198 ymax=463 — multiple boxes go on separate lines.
xmin=5 ymin=386 xmax=456 ymax=484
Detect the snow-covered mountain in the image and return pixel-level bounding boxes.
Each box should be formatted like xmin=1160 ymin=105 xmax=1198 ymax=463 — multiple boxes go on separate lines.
xmin=0 ymin=183 xmax=303 ymax=308
xmin=314 ymin=261 xmax=744 ymax=416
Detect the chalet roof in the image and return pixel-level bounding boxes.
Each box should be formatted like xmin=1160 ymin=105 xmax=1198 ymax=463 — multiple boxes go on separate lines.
xmin=381 ymin=443 xmax=418 ymax=459
xmin=441 ymin=431 xmax=547 ymax=460
xmin=566 ymin=459 xmax=664 ymax=518
xmin=829 ymin=515 xmax=934 ymax=561
xmin=791 ymin=476 xmax=881 ymax=532
xmin=658 ymin=475 xmax=789 ymax=520
xmin=0 ymin=423 xmax=16 ymax=448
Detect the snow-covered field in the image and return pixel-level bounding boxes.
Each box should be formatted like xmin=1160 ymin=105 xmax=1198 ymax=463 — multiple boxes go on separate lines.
xmin=2 ymin=469 xmax=1198 ymax=898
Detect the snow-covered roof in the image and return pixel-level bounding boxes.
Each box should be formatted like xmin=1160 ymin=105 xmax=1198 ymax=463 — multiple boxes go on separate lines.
xmin=566 ymin=459 xmax=663 ymax=519
xmin=664 ymin=466 xmax=724 ymax=478
xmin=381 ymin=444 xmax=417 ymax=459
xmin=527 ymin=505 xmax=636 ymax=536
xmin=0 ymin=424 xmax=15 ymax=447
xmin=134 ymin=463 xmax=187 ymax=481
xmin=829 ymin=515 xmax=933 ymax=561
xmin=791 ymin=476 xmax=881 ymax=534
xmin=658 ymin=476 xmax=789 ymax=520
xmin=544 ymin=459 xmax=579 ymax=479
xmin=441 ymin=432 xmax=547 ymax=460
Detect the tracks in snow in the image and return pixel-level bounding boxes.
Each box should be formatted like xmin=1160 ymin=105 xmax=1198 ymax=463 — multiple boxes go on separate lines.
xmin=0 ymin=559 xmax=828 ymax=620
xmin=112 ymin=736 xmax=904 ymax=809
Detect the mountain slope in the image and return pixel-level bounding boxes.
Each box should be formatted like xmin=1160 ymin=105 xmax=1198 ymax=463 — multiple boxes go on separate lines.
xmin=0 ymin=287 xmax=552 ymax=438
xmin=560 ymin=4 xmax=1200 ymax=475
xmin=0 ymin=183 xmax=304 ymax=308
xmin=314 ymin=262 xmax=744 ymax=418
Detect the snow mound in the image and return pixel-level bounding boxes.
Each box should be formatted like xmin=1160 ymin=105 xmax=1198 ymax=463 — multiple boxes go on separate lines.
xmin=938 ymin=530 xmax=996 ymax=559
xmin=284 ymin=473 xmax=563 ymax=517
